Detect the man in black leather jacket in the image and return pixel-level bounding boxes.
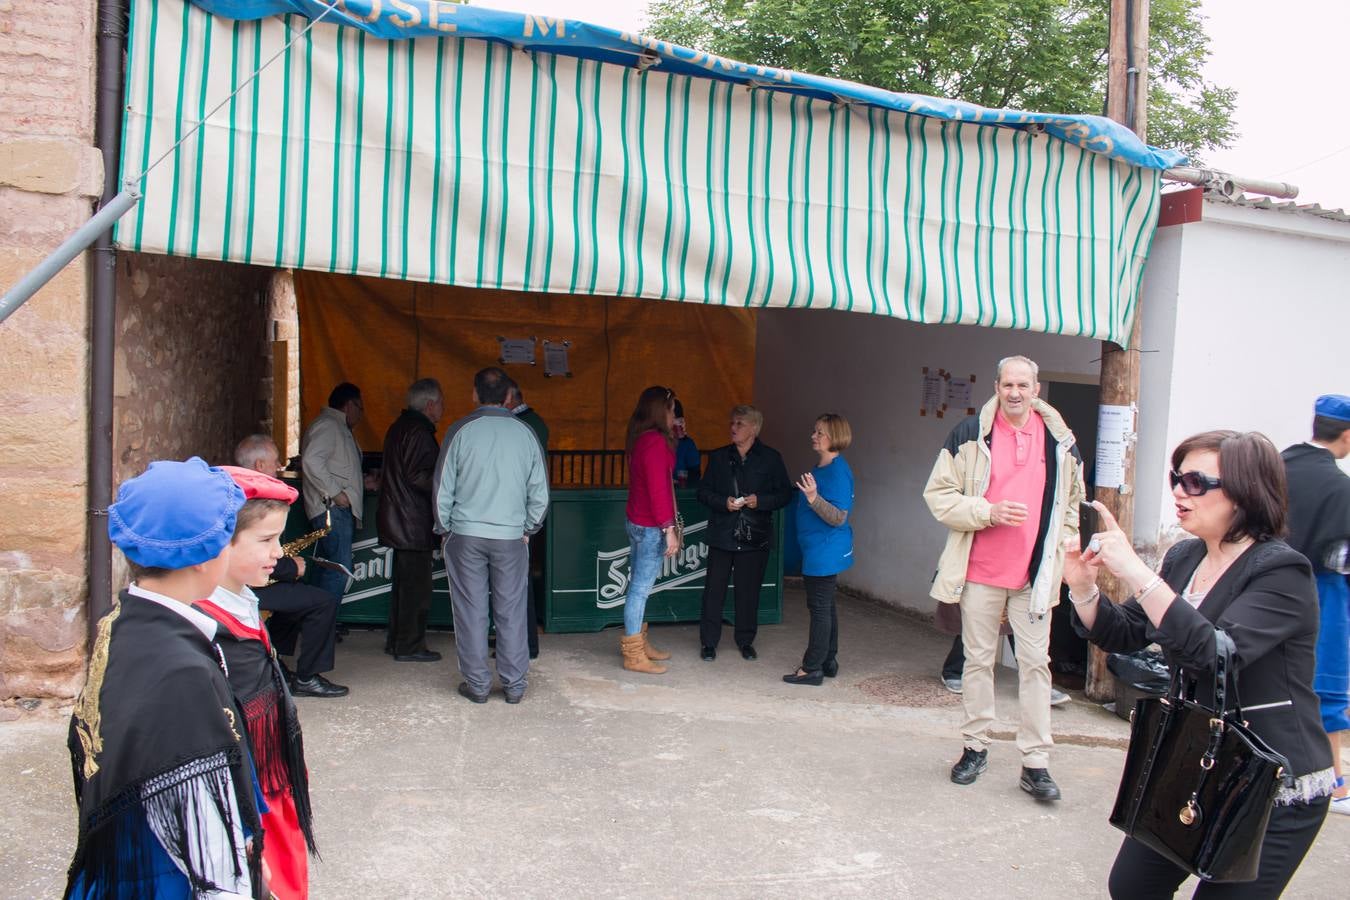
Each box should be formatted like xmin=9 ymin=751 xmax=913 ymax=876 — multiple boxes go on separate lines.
xmin=378 ymin=378 xmax=445 ymax=662
xmin=696 ymin=405 xmax=792 ymax=661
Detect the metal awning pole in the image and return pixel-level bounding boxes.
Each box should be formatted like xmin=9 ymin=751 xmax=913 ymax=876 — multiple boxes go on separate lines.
xmin=0 ymin=187 xmax=140 ymax=325
xmin=1163 ymin=166 xmax=1299 ymax=200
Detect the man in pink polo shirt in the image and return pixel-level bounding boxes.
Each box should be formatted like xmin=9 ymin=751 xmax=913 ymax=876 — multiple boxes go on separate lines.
xmin=924 ymin=356 xmax=1084 ymax=801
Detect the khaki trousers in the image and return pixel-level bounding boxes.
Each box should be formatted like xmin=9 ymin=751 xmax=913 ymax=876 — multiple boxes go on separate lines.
xmin=959 ymin=581 xmax=1053 ymax=767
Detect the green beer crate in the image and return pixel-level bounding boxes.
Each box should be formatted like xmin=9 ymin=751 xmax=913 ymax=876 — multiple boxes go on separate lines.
xmin=280 ymin=491 xmax=454 ymax=627
xmin=544 ymin=488 xmax=784 ymax=633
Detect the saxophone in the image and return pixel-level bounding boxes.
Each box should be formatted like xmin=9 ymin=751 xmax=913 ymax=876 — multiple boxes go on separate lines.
xmin=268 ymin=510 xmax=331 ymax=586
xmin=280 ymin=510 xmax=331 ymax=556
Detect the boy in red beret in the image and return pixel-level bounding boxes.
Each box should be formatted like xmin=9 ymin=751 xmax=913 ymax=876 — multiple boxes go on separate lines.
xmin=195 ymin=466 xmax=320 ymax=900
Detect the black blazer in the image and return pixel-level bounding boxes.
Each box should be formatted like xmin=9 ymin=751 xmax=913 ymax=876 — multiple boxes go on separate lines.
xmin=1075 ymin=538 xmax=1332 ymax=778
xmin=696 ymin=440 xmax=792 ymax=552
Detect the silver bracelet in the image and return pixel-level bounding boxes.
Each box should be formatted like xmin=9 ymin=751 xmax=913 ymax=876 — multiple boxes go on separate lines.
xmin=1133 ymin=575 xmax=1165 ymax=603
xmin=1069 ymin=586 xmax=1100 ymax=607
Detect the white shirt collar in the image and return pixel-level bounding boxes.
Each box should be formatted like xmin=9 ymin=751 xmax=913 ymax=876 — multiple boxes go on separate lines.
xmin=127 ymin=583 xmax=219 ymax=640
xmin=208 ymin=584 xmax=262 ymax=630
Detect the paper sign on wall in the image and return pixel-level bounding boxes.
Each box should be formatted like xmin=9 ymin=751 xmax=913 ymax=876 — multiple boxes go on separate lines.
xmin=1096 ymin=404 xmax=1134 ymax=489
xmin=920 ymin=368 xmax=945 ymax=417
xmin=945 ymin=376 xmax=974 ymax=413
xmin=543 ymin=339 xmax=572 ymax=378
xmin=498 ymin=336 xmax=536 ymax=365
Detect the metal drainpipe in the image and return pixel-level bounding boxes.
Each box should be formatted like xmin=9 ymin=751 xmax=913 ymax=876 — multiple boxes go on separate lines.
xmin=88 ymin=0 xmax=127 ymax=642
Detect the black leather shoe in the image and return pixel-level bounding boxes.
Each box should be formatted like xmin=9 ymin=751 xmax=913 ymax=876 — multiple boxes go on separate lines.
xmin=457 ymin=682 xmax=488 ymax=704
xmin=1020 ymin=767 xmax=1062 ymax=801
xmin=701 ymin=645 xmax=716 ymax=661
xmin=822 ymin=659 xmax=839 ymax=678
xmin=394 ymin=650 xmax=442 ymax=662
xmin=290 ymin=674 xmax=349 ymax=698
xmin=740 ymin=645 xmax=758 ymax=661
xmin=504 ymin=691 xmax=524 ymax=705
xmin=950 ymin=748 xmax=988 ymax=785
xmin=782 ymin=669 xmax=823 ymax=685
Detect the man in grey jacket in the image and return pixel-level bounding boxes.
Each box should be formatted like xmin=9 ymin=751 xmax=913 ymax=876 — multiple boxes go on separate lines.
xmin=434 ymin=367 xmax=550 ymax=704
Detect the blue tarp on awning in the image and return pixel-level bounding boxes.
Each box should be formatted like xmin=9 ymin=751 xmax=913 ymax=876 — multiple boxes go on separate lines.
xmin=190 ymin=0 xmax=1186 ymax=171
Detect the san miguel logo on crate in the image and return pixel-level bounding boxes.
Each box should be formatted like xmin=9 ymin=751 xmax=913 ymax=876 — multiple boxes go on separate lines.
xmin=339 ymin=537 xmax=447 ymax=603
xmin=596 ymin=520 xmax=711 ymax=609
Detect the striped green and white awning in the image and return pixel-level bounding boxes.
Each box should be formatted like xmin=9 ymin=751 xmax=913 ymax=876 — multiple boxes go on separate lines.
xmin=118 ymin=0 xmax=1163 ymax=344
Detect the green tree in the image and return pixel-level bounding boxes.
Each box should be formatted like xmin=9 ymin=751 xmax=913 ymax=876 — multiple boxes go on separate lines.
xmin=643 ymin=0 xmax=1235 ymax=162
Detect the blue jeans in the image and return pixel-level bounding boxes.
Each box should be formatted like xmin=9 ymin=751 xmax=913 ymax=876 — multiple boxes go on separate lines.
xmin=311 ymin=506 xmax=353 ymax=602
xmin=623 ymin=520 xmax=663 ymax=636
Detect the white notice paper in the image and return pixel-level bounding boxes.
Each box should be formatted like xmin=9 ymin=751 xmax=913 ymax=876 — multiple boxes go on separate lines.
xmin=921 ymin=371 xmax=944 ymax=415
xmin=945 ymin=377 xmax=973 ymax=411
xmin=543 ymin=340 xmax=572 ymax=377
xmin=1096 ymin=404 xmax=1134 ymax=489
xmin=498 ymin=337 xmax=536 ymax=365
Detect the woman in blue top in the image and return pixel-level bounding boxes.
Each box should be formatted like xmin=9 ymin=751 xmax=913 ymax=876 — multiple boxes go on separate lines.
xmin=784 ymin=414 xmax=855 ymax=686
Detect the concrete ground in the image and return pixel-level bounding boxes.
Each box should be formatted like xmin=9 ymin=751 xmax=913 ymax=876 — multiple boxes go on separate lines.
xmin=4 ymin=585 xmax=1347 ymax=898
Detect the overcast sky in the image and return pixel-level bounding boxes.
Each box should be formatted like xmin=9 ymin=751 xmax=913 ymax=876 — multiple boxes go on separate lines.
xmin=471 ymin=0 xmax=1350 ymax=210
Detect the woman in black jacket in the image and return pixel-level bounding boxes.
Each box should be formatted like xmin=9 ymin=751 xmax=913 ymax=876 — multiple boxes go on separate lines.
xmin=1064 ymin=430 xmax=1332 ymax=898
xmin=696 ymin=405 xmax=792 ymax=661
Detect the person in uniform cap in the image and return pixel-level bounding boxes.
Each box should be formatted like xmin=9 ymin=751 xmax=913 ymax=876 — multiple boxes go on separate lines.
xmin=66 ymin=458 xmax=264 ymax=899
xmin=1282 ymin=393 xmax=1350 ymax=816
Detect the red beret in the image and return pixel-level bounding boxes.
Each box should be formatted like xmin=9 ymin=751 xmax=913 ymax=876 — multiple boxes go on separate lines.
xmin=219 ymin=465 xmax=299 ymax=504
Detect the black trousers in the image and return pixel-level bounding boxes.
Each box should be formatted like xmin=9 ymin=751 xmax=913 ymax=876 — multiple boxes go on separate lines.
xmin=942 ymin=635 xmax=965 ymax=680
xmin=388 ymin=549 xmax=433 ymax=655
xmin=256 ymin=581 xmax=339 ymax=680
xmin=801 ymin=574 xmax=839 ymax=672
xmin=699 ymin=547 xmax=769 ymax=649
xmin=1108 ymin=798 xmax=1328 ymax=899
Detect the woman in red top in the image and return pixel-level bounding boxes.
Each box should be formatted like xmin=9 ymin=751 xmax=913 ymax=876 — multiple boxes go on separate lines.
xmin=622 ymin=386 xmax=682 ymax=673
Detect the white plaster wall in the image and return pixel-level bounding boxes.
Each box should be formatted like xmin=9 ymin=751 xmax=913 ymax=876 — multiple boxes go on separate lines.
xmin=753 ymin=309 xmax=1099 ymax=614
xmin=1134 ymin=202 xmax=1350 ymax=549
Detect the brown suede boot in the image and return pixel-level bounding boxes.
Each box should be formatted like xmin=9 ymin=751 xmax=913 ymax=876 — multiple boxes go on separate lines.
xmin=621 ymin=633 xmax=666 ymax=674
xmin=641 ymin=622 xmax=671 ymax=661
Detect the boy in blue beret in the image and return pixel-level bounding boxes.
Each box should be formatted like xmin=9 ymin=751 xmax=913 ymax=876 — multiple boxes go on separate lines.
xmin=66 ymin=458 xmax=266 ymax=899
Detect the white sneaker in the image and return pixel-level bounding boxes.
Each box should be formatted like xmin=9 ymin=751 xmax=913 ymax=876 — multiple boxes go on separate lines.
xmin=1050 ymin=687 xmax=1071 ymax=707
xmin=1330 ymin=794 xmax=1350 ymax=816
xmin=942 ymin=676 xmax=963 ymax=694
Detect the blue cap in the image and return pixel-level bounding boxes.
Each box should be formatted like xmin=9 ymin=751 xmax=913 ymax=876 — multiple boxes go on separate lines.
xmin=108 ymin=458 xmax=246 ymax=569
xmin=1315 ymin=394 xmax=1350 ymax=423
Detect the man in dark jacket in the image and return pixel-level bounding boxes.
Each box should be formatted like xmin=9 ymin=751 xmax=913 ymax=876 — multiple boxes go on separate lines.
xmin=379 ymin=378 xmax=445 ymax=661
xmin=1282 ymin=393 xmax=1350 ymax=816
xmin=696 ymin=405 xmax=792 ymax=661
xmin=508 ymin=379 xmax=549 ymax=659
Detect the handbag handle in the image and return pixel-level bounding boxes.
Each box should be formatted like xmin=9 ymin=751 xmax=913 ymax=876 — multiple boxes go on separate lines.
xmin=1167 ymin=628 xmax=1241 ymax=720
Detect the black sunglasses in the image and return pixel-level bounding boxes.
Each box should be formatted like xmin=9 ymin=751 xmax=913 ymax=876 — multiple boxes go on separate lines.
xmin=1169 ymin=470 xmax=1223 ymax=496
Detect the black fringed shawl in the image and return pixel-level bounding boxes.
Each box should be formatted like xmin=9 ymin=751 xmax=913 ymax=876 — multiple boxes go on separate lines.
xmin=66 ymin=591 xmax=263 ymax=899
xmin=194 ymin=599 xmax=318 ymax=856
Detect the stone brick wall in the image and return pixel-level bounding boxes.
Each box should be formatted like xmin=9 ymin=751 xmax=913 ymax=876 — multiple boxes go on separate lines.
xmin=115 ymin=252 xmax=275 ymax=478
xmin=0 ymin=0 xmax=99 ymax=706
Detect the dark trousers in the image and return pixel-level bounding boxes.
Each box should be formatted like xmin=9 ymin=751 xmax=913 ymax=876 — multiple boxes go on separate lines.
xmin=699 ymin=547 xmax=769 ymax=649
xmin=256 ymin=582 xmax=339 ymax=680
xmin=1108 ymin=799 xmax=1328 ymax=899
xmin=801 ymin=574 xmax=839 ymax=672
xmin=942 ymin=635 xmax=965 ymax=680
xmin=387 ymin=549 xmax=433 ymax=655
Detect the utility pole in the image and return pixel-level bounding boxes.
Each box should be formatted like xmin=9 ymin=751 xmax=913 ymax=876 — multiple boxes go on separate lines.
xmin=1086 ymin=0 xmax=1150 ymax=702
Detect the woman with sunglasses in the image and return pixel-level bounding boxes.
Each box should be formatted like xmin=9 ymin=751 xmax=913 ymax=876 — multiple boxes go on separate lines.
xmin=1063 ymin=430 xmax=1332 ymax=898
xmin=620 ymin=386 xmax=682 ymax=674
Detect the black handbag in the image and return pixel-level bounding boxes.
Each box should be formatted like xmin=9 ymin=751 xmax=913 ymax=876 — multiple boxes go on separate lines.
xmin=1109 ymin=630 xmax=1294 ymax=883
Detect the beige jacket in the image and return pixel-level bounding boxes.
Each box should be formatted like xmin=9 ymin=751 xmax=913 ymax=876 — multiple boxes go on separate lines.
xmin=301 ymin=407 xmax=364 ymax=525
xmin=923 ymin=395 xmax=1084 ymax=617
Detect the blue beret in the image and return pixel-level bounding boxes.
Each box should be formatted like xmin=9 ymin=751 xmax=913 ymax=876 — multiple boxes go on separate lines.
xmin=1315 ymin=394 xmax=1350 ymax=423
xmin=108 ymin=458 xmax=246 ymax=569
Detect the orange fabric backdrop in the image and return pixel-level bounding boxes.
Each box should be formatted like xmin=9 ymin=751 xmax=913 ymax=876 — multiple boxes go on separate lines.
xmin=295 ymin=271 xmax=757 ymax=452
